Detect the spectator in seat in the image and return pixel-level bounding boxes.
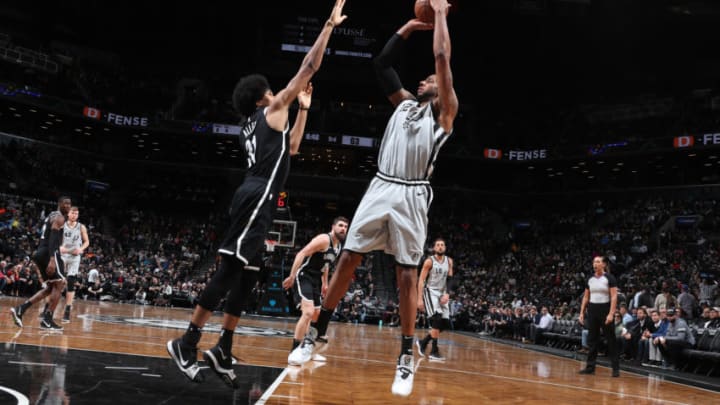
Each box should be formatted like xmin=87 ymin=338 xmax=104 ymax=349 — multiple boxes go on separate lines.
xmin=530 ymin=306 xmax=553 ymax=344
xmin=87 ymin=279 xmax=103 ymax=300
xmin=655 ymin=307 xmax=695 ymax=370
xmin=630 ymin=285 xmax=655 ymax=311
xmin=644 ymin=309 xmax=669 ymax=367
xmin=654 ymin=284 xmax=677 ymax=312
xmin=677 ymin=284 xmax=698 ymax=322
xmin=704 ymin=307 xmax=720 ymax=329
xmin=621 ymin=306 xmax=650 ymax=361
xmin=698 ymin=277 xmax=718 ymax=307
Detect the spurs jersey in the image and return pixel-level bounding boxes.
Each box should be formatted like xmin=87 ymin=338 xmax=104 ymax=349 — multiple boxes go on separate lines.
xmin=299 ymin=233 xmax=342 ymax=279
xmin=377 ymin=99 xmax=450 ymax=181
xmin=61 ymin=221 xmax=83 ymax=262
xmin=425 ymin=255 xmax=449 ymax=293
xmin=38 ymin=210 xmax=63 ymax=250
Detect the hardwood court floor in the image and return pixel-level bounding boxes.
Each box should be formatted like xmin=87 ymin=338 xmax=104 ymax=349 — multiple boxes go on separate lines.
xmin=1 ymin=296 xmax=718 ymax=404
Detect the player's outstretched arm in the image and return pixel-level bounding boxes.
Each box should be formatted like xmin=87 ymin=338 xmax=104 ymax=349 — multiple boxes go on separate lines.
xmin=267 ymin=0 xmax=347 ymax=129
xmin=430 ymin=0 xmax=458 ymax=134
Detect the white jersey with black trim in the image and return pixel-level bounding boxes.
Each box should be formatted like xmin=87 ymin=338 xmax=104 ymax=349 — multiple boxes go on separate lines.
xmin=61 ymin=221 xmax=83 ymax=261
xmin=425 ymin=255 xmax=449 ymax=293
xmin=377 ymin=99 xmax=451 ymax=181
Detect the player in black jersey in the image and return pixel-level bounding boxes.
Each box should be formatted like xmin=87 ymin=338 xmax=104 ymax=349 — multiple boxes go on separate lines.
xmin=284 ymin=216 xmax=349 ymax=366
xmin=167 ymin=0 xmax=348 ymax=389
xmin=10 ymin=196 xmax=71 ymax=331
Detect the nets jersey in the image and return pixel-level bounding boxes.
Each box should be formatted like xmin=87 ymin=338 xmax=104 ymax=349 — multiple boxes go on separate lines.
xmin=377 ymin=99 xmax=451 ymax=180
xmin=61 ymin=222 xmax=83 ymax=261
xmin=299 ymin=233 xmax=342 ymax=279
xmin=425 ymin=255 xmax=449 ymax=292
xmin=242 ymin=107 xmax=290 ymax=192
xmin=38 ymin=211 xmax=63 ymax=250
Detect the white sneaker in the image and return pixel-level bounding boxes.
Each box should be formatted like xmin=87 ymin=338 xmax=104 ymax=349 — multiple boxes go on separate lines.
xmin=288 ymin=340 xmax=314 ymax=366
xmin=312 ymin=353 xmax=327 ymax=362
xmin=391 ymin=354 xmax=414 ymax=397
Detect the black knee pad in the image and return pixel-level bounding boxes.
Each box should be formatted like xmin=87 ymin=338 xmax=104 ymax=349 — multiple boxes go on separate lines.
xmin=66 ymin=276 xmax=78 ymax=292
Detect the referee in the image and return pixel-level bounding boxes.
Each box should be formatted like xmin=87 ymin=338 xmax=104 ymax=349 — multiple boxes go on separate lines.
xmin=578 ymin=255 xmax=620 ymax=377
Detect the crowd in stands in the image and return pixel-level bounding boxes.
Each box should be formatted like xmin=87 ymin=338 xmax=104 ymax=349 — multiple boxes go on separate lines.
xmin=0 ymin=194 xmax=217 ymax=308
xmin=2 ymin=186 xmax=719 ymax=376
xmin=2 ymin=148 xmax=719 ymax=378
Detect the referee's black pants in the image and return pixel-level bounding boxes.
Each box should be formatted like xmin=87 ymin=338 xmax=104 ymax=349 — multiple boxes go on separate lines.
xmin=585 ymin=302 xmax=619 ymax=371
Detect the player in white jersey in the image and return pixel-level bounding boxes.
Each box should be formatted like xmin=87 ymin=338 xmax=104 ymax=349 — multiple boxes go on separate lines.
xmin=416 ymin=238 xmax=454 ymax=361
xmin=312 ymin=0 xmax=459 ymax=397
xmin=60 ymin=206 xmax=89 ymax=323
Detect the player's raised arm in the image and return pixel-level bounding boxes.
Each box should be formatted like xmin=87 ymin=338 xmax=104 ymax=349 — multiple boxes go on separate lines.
xmin=429 ymin=0 xmax=458 ymax=134
xmin=267 ymin=0 xmax=347 ymax=129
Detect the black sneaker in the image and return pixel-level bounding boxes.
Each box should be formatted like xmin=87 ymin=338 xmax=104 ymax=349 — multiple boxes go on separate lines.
xmin=40 ymin=317 xmax=64 ymax=331
xmin=62 ymin=309 xmax=71 ymax=324
xmin=10 ymin=306 xmax=24 ymax=328
xmin=166 ymin=338 xmax=204 ymax=383
xmin=203 ymin=344 xmax=239 ymax=389
xmin=578 ymin=368 xmax=595 ymax=375
xmin=612 ymin=369 xmax=620 ymax=378
xmin=415 ymin=340 xmax=428 ymax=358
xmin=428 ymin=351 xmax=445 ymax=361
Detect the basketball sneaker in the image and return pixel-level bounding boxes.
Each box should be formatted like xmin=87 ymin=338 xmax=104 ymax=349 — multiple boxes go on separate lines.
xmin=203 ymin=344 xmax=239 ymax=388
xmin=167 ymin=338 xmax=204 ymax=383
xmin=10 ymin=306 xmax=24 ymax=328
xmin=316 ymin=335 xmax=329 ymax=344
xmin=40 ymin=317 xmax=63 ymax=331
xmin=62 ymin=308 xmax=71 ymax=324
xmin=288 ymin=338 xmax=314 ymax=366
xmin=391 ymin=354 xmax=414 ymax=397
xmin=428 ymin=351 xmax=445 ymax=362
xmin=415 ymin=339 xmax=428 ymax=358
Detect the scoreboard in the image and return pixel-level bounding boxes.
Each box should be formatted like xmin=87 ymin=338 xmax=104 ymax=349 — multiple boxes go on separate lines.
xmin=303 ymin=132 xmax=379 ymax=148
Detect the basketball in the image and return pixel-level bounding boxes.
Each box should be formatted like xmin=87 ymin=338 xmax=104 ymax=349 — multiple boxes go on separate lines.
xmin=414 ymin=0 xmax=434 ymax=23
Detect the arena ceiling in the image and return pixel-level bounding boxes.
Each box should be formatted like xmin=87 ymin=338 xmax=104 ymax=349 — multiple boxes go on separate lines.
xmin=3 ymin=0 xmax=720 ymax=103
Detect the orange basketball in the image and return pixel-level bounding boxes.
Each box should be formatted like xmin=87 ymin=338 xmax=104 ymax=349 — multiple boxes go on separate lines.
xmin=414 ymin=0 xmax=434 ymax=23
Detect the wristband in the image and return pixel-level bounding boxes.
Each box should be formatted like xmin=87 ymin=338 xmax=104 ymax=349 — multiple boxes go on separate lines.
xmin=299 ymin=106 xmax=310 ymax=111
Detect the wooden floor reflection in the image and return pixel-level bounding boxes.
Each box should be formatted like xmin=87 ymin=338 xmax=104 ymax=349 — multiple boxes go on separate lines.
xmin=1 ymin=296 xmax=718 ymax=404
